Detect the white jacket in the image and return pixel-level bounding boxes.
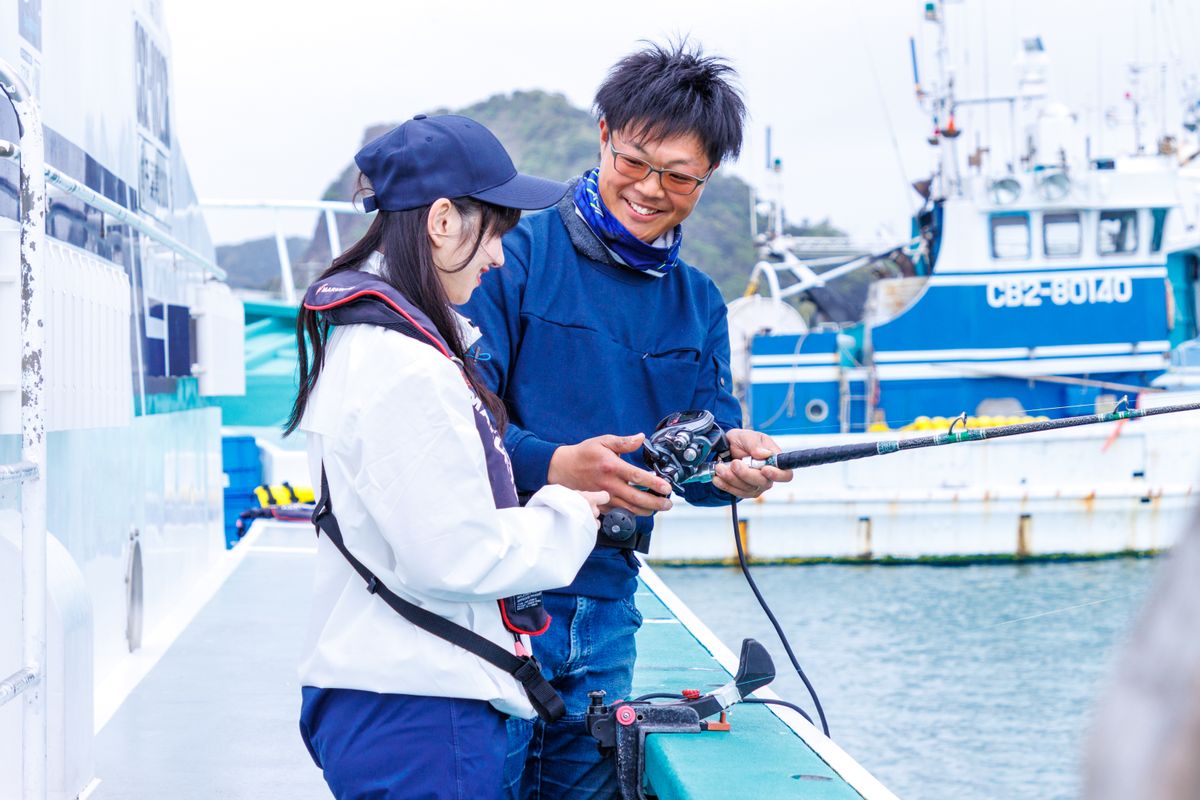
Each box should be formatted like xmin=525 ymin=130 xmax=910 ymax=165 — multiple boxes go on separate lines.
xmin=298 ymin=312 xmax=596 ymax=718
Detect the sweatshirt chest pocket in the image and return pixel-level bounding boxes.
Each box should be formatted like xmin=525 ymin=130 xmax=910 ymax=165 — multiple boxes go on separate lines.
xmin=510 ymin=316 xmax=702 ymax=440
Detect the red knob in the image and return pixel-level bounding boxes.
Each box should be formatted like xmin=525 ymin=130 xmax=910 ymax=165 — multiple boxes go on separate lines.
xmin=682 ymin=689 xmax=701 ymax=700
xmin=615 ymin=706 xmax=638 ymax=726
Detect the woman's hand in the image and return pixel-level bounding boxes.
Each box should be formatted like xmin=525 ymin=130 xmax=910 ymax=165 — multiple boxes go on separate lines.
xmin=576 ymin=490 xmax=611 ymax=520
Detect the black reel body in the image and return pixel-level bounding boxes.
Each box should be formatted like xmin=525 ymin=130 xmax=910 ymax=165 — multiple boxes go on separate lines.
xmin=642 ymin=410 xmax=730 ymax=492
xmin=597 ymin=410 xmax=730 ymax=552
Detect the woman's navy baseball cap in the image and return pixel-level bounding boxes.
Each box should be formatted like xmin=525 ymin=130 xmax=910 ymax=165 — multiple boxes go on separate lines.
xmin=355 ymin=114 xmax=567 ymax=213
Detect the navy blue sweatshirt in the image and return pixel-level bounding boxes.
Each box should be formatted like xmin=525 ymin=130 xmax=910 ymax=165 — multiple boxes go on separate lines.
xmin=462 ymin=191 xmax=741 ymax=599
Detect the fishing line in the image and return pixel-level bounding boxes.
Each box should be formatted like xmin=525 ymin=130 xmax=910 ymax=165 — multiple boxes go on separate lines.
xmin=1018 ymin=401 xmax=1112 ymax=416
xmin=757 ymin=327 xmax=812 ymax=431
xmin=858 ymin=24 xmax=917 ymax=216
xmin=979 ymin=591 xmax=1144 ymax=630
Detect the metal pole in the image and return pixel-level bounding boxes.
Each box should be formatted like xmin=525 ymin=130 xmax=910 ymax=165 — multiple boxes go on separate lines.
xmin=0 ymin=668 xmax=40 ymax=708
xmin=273 ymin=209 xmax=296 ymax=305
xmin=323 ymin=207 xmax=342 ymax=258
xmin=44 ymin=167 xmax=225 ymax=281
xmin=0 ymin=57 xmax=48 ymax=800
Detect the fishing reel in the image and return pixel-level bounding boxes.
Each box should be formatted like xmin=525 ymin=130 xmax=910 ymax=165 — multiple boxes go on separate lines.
xmin=642 ymin=410 xmax=731 ymax=492
xmin=596 ymin=410 xmax=730 ymax=553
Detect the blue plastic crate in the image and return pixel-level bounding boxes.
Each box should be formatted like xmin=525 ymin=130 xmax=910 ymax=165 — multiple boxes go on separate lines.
xmin=225 ymin=466 xmax=263 ymax=492
xmin=221 ymin=436 xmax=262 ymax=492
xmin=223 ymin=488 xmax=261 ymax=549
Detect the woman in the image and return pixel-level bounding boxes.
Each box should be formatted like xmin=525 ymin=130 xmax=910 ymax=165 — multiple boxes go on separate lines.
xmin=286 ymin=114 xmax=604 ymax=799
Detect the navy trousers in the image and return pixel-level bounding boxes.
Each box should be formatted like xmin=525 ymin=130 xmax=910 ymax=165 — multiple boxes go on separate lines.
xmin=300 ymin=686 xmax=508 ymax=800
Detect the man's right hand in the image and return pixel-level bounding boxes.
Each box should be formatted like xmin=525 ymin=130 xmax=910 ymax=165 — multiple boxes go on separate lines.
xmin=548 ymin=433 xmax=673 ymax=517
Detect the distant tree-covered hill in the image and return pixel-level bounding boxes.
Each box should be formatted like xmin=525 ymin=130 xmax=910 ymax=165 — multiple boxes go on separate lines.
xmin=216 ymin=236 xmax=309 ymax=291
xmin=219 ymin=90 xmax=842 ymax=300
xmin=300 ymin=90 xmax=758 ymax=298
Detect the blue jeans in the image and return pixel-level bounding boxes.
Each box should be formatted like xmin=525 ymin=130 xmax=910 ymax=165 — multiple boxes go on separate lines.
xmin=300 ymin=686 xmax=507 ymax=799
xmin=503 ymin=593 xmax=643 ymax=800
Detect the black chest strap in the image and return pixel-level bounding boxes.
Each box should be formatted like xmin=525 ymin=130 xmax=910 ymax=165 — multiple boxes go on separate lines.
xmin=312 ymin=468 xmax=565 ymax=723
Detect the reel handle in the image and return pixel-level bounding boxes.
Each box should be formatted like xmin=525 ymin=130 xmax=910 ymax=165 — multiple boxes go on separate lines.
xmin=599 ymin=507 xmax=637 ymax=542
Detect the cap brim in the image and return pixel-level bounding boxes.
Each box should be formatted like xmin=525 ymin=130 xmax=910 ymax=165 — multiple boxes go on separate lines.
xmin=470 ymin=173 xmax=568 ymax=210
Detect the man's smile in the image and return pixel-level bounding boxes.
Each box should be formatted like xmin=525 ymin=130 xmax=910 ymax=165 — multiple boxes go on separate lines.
xmin=622 ymin=196 xmax=663 ymax=219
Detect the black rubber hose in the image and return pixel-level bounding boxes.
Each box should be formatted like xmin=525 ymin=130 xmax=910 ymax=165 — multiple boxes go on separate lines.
xmin=731 ymin=499 xmax=830 ymax=737
xmin=742 ymin=697 xmax=815 ymax=727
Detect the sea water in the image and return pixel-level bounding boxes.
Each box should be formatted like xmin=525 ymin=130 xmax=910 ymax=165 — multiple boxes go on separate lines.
xmin=659 ymin=558 xmax=1158 ymax=800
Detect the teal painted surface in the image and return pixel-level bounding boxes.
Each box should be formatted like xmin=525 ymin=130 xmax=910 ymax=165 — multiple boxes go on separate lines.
xmin=138 ymin=377 xmax=207 ymax=416
xmin=836 ymin=324 xmax=864 ymax=367
xmin=213 ymin=300 xmax=300 ymax=428
xmin=632 ymin=586 xmax=863 ymax=799
xmin=1166 ymin=250 xmax=1199 ymax=347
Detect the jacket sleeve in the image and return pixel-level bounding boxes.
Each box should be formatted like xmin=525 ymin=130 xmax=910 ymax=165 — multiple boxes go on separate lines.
xmin=679 ymin=282 xmax=742 ymax=508
xmin=463 ymin=222 xmax=563 ymax=492
xmin=322 ymin=331 xmax=594 ymax=602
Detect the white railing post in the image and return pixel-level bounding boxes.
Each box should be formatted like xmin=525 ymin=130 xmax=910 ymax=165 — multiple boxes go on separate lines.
xmin=0 ymin=57 xmax=48 ymax=800
xmin=323 ymin=206 xmax=342 ymax=258
xmin=199 ymin=199 xmax=361 ymax=303
xmin=272 ymin=208 xmax=296 ymax=304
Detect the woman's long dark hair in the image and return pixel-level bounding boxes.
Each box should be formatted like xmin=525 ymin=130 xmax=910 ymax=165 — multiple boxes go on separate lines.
xmin=284 ymin=190 xmax=520 ymax=437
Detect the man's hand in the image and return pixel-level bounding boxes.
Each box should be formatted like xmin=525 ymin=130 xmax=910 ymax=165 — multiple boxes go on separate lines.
xmin=548 ymin=434 xmax=673 ymax=517
xmin=712 ymin=428 xmax=794 ymax=499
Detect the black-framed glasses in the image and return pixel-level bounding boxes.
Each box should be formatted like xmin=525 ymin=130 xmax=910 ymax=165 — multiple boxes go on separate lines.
xmin=608 ymin=139 xmax=713 ymax=196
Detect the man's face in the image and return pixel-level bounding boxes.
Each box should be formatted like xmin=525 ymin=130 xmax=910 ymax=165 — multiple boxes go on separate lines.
xmin=597 ymin=118 xmax=715 ymax=243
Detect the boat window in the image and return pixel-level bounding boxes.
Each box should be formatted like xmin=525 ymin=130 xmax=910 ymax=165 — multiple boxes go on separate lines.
xmin=1098 ymin=209 xmax=1138 ymax=256
xmin=135 ymin=22 xmax=171 ymax=147
xmin=1042 ymin=211 xmax=1082 ymax=257
xmin=990 ymin=213 xmax=1030 ymax=259
xmin=1151 ymin=208 xmax=1168 ymax=253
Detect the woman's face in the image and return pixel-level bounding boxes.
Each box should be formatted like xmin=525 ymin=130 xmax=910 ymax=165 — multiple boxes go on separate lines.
xmin=429 ymin=203 xmax=505 ymax=305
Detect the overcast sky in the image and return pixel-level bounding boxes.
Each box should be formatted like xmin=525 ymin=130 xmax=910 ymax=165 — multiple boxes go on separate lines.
xmin=163 ymin=0 xmax=1200 ymax=247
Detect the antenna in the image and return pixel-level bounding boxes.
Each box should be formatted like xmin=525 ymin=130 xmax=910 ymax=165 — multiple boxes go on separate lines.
xmin=910 ymin=37 xmax=923 ymax=100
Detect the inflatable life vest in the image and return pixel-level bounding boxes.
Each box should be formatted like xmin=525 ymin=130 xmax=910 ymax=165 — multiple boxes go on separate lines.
xmin=303 ymin=268 xmax=564 ymax=721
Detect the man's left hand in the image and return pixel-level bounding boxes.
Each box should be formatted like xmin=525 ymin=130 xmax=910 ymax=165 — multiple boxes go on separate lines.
xmin=712 ymin=428 xmax=794 ymax=499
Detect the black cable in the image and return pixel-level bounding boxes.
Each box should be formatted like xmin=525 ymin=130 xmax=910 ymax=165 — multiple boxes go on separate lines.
xmin=630 ymin=692 xmax=685 ymax=702
xmin=730 ymin=499 xmax=831 ymax=737
xmin=742 ymin=697 xmax=815 ymax=726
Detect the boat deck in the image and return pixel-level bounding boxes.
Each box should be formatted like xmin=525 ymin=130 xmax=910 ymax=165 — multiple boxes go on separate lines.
xmin=92 ymin=524 xmax=328 ymax=799
xmin=91 ymin=521 xmax=882 ymax=799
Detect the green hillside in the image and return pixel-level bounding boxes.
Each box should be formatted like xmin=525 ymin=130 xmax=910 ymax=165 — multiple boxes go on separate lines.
xmin=302 ymin=90 xmax=759 ymax=298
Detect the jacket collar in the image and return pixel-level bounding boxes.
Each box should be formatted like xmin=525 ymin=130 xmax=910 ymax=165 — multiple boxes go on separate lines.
xmin=358 ymin=251 xmax=482 ymax=348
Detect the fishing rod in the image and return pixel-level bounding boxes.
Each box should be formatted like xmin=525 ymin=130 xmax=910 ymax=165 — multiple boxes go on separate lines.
xmin=683 ymin=397 xmax=1200 ymax=483
xmin=602 ymin=396 xmax=1200 ymax=744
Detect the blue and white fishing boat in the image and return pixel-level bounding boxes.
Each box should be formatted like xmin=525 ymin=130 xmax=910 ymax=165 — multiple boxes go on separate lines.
xmin=654 ymin=4 xmax=1200 ymax=563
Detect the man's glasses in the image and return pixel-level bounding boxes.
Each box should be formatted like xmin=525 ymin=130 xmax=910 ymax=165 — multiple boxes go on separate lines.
xmin=608 ymin=139 xmax=713 ymax=196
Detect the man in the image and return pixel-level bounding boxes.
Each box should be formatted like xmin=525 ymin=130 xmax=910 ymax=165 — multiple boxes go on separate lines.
xmin=464 ymin=41 xmax=794 ymax=798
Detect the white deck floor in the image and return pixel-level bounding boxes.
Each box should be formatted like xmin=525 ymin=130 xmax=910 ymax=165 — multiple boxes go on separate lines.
xmin=91 ymin=523 xmax=329 ymax=799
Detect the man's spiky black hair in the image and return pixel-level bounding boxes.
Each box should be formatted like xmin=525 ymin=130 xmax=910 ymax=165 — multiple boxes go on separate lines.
xmin=594 ymin=40 xmax=746 ymax=167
